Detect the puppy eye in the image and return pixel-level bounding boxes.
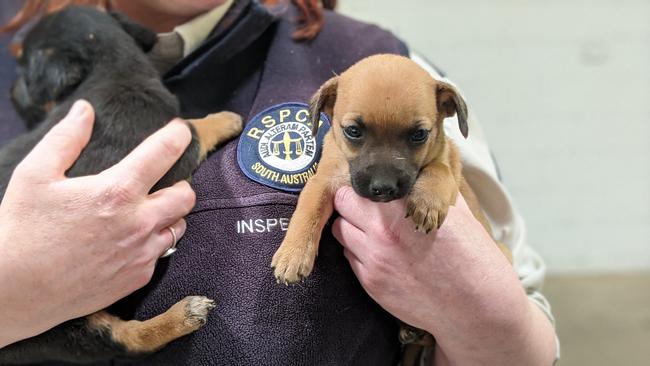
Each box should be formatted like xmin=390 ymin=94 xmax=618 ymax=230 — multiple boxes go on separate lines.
xmin=343 ymin=125 xmax=363 ymax=140
xmin=410 ymin=129 xmax=429 ymax=143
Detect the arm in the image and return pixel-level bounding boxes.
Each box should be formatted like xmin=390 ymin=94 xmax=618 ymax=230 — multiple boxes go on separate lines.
xmin=0 ymin=100 xmax=196 ymax=347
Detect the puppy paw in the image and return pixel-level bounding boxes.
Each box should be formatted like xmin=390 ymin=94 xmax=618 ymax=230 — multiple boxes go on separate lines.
xmin=191 ymin=111 xmax=243 ymax=157
xmin=271 ymin=239 xmax=317 ymax=284
xmin=178 ymin=296 xmax=216 ymax=330
xmin=405 ymin=191 xmax=450 ymax=233
xmin=211 ymin=111 xmax=243 ymax=138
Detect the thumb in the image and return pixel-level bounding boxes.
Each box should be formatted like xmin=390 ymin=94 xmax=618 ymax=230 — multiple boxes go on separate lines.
xmin=22 ymin=100 xmax=95 ymax=178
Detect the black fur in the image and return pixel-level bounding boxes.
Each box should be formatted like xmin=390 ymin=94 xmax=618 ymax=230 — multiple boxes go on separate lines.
xmin=0 ymin=6 xmax=200 ymax=363
xmin=0 ymin=5 xmax=200 ymax=197
xmin=0 ymin=318 xmax=127 ymax=364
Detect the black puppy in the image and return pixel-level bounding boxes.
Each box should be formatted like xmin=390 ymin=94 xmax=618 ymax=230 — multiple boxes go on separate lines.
xmin=0 ymin=6 xmax=242 ymax=364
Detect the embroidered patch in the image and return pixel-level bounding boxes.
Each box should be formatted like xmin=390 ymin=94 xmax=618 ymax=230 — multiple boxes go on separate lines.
xmin=237 ymin=102 xmax=331 ymax=192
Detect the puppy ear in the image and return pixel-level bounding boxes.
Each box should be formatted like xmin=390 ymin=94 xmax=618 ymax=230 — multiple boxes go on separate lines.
xmin=30 ymin=50 xmax=87 ymax=101
xmin=48 ymin=63 xmax=86 ymax=98
xmin=309 ymin=76 xmax=338 ymax=135
xmin=436 ymin=81 xmax=469 ymax=139
xmin=109 ymin=12 xmax=157 ymax=52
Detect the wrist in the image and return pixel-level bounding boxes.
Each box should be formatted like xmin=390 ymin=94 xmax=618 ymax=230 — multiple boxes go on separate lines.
xmin=427 ymin=281 xmax=556 ymax=365
xmin=423 ymin=246 xmax=525 ymax=332
xmin=0 ymin=240 xmax=59 ymax=347
xmin=422 ymin=259 xmax=532 ymax=348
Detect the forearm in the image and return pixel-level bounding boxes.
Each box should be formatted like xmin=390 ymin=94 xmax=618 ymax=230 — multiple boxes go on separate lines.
xmin=429 ymin=292 xmax=557 ymax=366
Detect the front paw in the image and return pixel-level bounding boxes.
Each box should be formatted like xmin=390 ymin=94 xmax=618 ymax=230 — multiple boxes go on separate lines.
xmin=271 ymin=238 xmax=317 ymax=284
xmin=405 ymin=191 xmax=451 ymax=233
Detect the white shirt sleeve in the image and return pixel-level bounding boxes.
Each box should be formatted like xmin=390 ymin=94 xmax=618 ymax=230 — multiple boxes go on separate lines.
xmin=410 ymin=51 xmax=560 ymax=363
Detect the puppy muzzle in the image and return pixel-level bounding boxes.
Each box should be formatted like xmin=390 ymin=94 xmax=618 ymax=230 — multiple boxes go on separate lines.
xmin=351 ymin=165 xmax=415 ymax=202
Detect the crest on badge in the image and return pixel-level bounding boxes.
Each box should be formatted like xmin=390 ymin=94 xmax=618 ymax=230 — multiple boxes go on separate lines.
xmin=237 ymin=102 xmax=331 ymax=192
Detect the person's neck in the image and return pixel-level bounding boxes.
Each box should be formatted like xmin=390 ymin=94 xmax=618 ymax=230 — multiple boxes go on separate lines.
xmin=109 ymin=1 xmax=198 ymax=32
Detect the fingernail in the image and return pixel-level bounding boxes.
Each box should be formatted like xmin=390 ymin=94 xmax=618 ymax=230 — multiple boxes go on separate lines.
xmin=68 ymin=100 xmax=87 ymax=118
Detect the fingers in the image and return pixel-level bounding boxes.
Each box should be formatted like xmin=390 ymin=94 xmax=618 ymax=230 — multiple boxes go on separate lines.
xmin=143 ymin=180 xmax=196 ymax=231
xmin=108 ymin=119 xmax=192 ymax=194
xmin=342 ymin=248 xmax=376 ymax=299
xmin=151 ymin=219 xmax=187 ymax=258
xmin=332 ymin=216 xmax=369 ymax=264
xmin=333 ymin=186 xmax=404 ymax=231
xmin=21 ymin=100 xmax=94 ymax=178
xmin=131 ymin=219 xmax=187 ymax=291
xmin=343 ymin=248 xmax=364 ymax=277
xmin=332 ymin=186 xmax=371 ymax=231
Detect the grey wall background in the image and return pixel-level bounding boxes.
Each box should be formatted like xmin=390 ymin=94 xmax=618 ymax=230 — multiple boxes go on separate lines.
xmin=340 ymin=0 xmax=650 ymax=273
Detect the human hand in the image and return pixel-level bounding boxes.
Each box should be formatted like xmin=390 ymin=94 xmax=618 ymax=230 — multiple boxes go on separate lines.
xmin=332 ymin=186 xmax=556 ymax=365
xmin=332 ymin=186 xmax=517 ymax=328
xmin=0 ymin=100 xmax=196 ymax=346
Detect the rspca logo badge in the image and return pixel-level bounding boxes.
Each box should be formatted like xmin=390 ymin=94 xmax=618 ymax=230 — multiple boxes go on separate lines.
xmin=237 ymin=102 xmax=330 ymax=192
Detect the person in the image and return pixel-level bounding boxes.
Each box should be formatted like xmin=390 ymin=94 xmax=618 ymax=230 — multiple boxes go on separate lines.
xmin=0 ymin=1 xmax=559 ymax=365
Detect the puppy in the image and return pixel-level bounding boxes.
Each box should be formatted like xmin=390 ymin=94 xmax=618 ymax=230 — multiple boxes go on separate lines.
xmin=0 ymin=6 xmax=241 ymax=364
xmin=270 ymin=54 xmax=512 ymax=359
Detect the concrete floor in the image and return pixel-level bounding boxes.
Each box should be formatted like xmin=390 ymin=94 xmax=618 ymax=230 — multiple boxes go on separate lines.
xmin=544 ymin=274 xmax=650 ymax=366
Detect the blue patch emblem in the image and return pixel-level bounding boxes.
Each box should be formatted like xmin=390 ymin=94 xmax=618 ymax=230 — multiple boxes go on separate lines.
xmin=237 ymin=102 xmax=331 ymax=192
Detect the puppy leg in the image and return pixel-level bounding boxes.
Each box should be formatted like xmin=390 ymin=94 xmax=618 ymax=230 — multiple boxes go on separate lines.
xmin=0 ymin=296 xmax=215 ymax=364
xmin=271 ymin=174 xmax=335 ymax=284
xmin=188 ymin=111 xmax=243 ymax=161
xmin=459 ymin=176 xmax=513 ymax=263
xmin=458 ymin=176 xmax=491 ymax=234
xmin=89 ymin=296 xmax=215 ymax=355
xmin=271 ymin=136 xmax=345 ymax=284
xmin=406 ymin=161 xmax=458 ymax=233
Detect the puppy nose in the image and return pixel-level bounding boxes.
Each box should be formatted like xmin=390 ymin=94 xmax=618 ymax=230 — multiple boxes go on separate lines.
xmin=370 ymin=179 xmax=398 ymax=199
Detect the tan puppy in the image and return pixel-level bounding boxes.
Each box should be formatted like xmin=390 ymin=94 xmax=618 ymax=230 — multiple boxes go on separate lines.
xmin=271 ymin=54 xmax=512 ymax=352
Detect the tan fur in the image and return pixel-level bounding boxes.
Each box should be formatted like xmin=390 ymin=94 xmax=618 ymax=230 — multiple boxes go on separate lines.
xmin=189 ymin=111 xmax=243 ymax=161
xmin=271 ymin=55 xmax=512 ymax=362
xmin=271 ymin=133 xmax=348 ymax=283
xmin=273 ymin=54 xmax=511 ymax=282
xmin=87 ymin=296 xmax=215 ymax=354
